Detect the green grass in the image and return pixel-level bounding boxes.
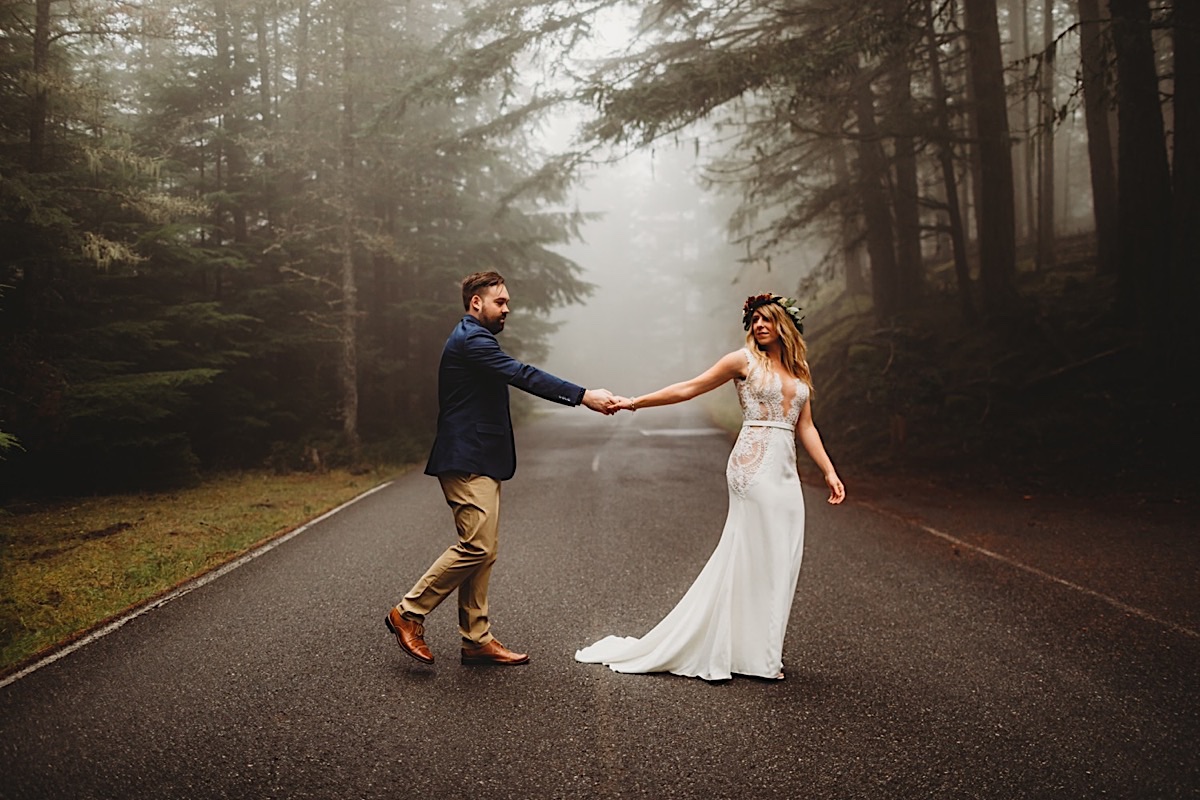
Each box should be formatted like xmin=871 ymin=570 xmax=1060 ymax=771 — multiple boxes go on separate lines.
xmin=0 ymin=466 xmax=405 ymax=674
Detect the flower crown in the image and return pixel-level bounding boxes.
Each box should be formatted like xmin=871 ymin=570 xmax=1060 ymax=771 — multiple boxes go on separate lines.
xmin=742 ymin=294 xmax=805 ymax=334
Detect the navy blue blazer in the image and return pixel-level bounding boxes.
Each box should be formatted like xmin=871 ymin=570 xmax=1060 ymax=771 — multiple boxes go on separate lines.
xmin=424 ymin=315 xmax=586 ymax=481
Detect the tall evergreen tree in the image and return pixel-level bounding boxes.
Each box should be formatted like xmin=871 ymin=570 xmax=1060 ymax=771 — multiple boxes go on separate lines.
xmin=962 ymin=0 xmax=1018 ymax=314
xmin=1170 ymin=0 xmax=1198 ymax=345
xmin=0 ymin=0 xmax=593 ymax=494
xmin=1110 ymin=0 xmax=1172 ymax=331
xmin=1077 ymin=0 xmax=1119 ymax=278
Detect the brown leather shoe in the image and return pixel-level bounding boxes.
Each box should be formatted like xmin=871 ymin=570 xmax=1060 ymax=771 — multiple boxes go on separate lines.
xmin=385 ymin=606 xmax=433 ymax=664
xmin=461 ymin=638 xmax=530 ymax=666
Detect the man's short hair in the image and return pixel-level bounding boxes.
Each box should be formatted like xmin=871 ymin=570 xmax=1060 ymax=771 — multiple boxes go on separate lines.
xmin=461 ymin=271 xmax=506 ymax=310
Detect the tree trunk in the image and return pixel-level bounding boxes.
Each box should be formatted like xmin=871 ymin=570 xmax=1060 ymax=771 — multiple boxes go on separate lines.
xmin=963 ymin=45 xmax=985 ymax=248
xmin=214 ymin=0 xmax=248 ymax=244
xmin=1036 ymin=0 xmax=1057 ymax=271
xmin=255 ymin=2 xmax=275 ymax=230
xmin=963 ymin=0 xmax=1019 ymax=313
xmin=229 ymin=4 xmax=248 ymax=243
xmin=1172 ymin=0 xmax=1199 ymax=342
xmin=1110 ymin=0 xmax=1172 ymax=330
xmin=926 ymin=0 xmax=976 ymax=321
xmin=888 ymin=59 xmax=923 ymax=307
xmin=297 ymin=0 xmax=310 ymax=115
xmin=339 ymin=5 xmax=361 ymax=458
xmin=957 ymin=0 xmax=982 ymax=252
xmin=1008 ymin=0 xmax=1034 ymax=242
xmin=853 ymin=73 xmax=901 ymax=321
xmin=29 ymin=0 xmax=52 ymax=172
xmin=372 ymin=200 xmax=399 ymax=427
xmin=255 ymin=5 xmax=273 ymax=131
xmin=1077 ymin=0 xmax=1119 ymax=276
xmin=832 ymin=137 xmax=870 ymax=297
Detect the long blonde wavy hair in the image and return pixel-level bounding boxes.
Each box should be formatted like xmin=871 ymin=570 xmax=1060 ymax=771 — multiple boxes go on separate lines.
xmin=744 ymin=300 xmax=813 ymax=391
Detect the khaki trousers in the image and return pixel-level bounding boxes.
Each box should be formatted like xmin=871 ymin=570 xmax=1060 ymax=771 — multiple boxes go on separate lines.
xmin=400 ymin=473 xmax=500 ymax=645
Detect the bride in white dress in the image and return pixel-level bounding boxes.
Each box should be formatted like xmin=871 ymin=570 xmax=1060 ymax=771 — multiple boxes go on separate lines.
xmin=575 ymin=294 xmax=845 ymax=682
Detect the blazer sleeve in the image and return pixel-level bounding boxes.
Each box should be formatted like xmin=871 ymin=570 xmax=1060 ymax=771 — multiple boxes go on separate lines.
xmin=463 ymin=327 xmax=586 ymax=406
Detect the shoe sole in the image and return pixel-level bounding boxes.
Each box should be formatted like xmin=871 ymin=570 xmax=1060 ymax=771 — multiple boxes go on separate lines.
xmin=384 ymin=613 xmax=434 ymax=664
xmin=461 ymin=655 xmax=531 ymax=666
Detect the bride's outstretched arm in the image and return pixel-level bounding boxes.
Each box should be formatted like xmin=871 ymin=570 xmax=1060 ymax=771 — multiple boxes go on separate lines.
xmin=616 ymin=351 xmax=748 ymax=411
xmin=796 ymin=398 xmax=846 ymax=504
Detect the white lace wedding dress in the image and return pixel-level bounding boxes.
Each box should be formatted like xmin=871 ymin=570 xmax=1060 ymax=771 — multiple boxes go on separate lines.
xmin=576 ymin=348 xmax=809 ymax=681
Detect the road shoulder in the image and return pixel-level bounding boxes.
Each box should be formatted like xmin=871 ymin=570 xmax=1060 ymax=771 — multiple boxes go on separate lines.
xmin=844 ymin=471 xmax=1199 ymax=637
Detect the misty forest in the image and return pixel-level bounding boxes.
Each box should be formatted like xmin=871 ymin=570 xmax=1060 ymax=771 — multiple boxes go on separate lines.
xmin=1 ymin=0 xmax=1196 ymax=498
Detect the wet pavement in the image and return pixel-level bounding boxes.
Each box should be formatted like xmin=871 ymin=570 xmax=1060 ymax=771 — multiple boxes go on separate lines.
xmin=1 ymin=404 xmax=1196 ymax=798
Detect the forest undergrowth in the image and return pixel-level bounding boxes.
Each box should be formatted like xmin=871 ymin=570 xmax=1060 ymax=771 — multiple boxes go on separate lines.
xmin=803 ymin=243 xmax=1198 ymax=502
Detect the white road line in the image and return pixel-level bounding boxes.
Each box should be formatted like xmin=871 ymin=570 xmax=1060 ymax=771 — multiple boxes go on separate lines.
xmin=592 ymin=453 xmax=602 ymax=472
xmin=0 ymin=481 xmax=394 ymax=691
xmin=859 ymin=500 xmax=1200 ymax=640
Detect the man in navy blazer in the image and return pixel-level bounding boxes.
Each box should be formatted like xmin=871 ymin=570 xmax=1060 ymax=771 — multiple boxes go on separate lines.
xmin=386 ymin=271 xmax=618 ymax=667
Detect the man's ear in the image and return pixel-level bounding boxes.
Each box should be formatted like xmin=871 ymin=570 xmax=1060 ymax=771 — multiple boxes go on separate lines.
xmin=469 ymin=294 xmax=483 ymax=313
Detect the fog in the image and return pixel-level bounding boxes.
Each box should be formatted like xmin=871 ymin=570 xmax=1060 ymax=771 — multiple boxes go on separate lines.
xmin=530 ymin=141 xmax=821 ymax=399
xmin=496 ymin=7 xmax=826 ymax=398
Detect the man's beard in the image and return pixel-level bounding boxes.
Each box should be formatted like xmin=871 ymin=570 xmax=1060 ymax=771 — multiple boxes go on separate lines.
xmin=482 ymin=315 xmax=506 ymax=334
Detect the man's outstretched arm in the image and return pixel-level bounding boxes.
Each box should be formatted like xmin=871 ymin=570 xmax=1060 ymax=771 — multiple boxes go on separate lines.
xmin=466 ymin=328 xmax=616 ymax=413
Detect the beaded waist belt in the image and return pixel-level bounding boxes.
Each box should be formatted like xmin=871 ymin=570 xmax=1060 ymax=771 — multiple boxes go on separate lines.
xmin=741 ymin=420 xmax=793 ymax=431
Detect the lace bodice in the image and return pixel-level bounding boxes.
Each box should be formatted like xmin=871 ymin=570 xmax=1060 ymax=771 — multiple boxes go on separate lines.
xmin=727 ymin=349 xmax=808 ymax=497
xmin=735 ymin=349 xmax=806 ymax=426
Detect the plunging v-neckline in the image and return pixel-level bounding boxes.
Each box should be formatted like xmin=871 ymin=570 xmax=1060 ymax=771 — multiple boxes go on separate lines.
xmin=763 ymin=363 xmax=800 ymax=417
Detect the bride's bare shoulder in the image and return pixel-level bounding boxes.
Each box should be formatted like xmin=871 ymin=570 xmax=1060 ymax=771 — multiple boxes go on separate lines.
xmin=716 ymin=349 xmax=752 ymax=380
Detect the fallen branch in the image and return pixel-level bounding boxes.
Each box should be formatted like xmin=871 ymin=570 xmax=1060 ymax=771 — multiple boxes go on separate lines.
xmin=1022 ymin=346 xmax=1129 ymax=388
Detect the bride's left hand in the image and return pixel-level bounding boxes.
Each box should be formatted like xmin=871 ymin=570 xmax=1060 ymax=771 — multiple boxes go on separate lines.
xmin=611 ymin=396 xmax=637 ymax=412
xmin=824 ymin=472 xmax=845 ymax=504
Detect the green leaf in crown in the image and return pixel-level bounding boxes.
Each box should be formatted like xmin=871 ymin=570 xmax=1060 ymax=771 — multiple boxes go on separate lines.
xmin=742 ymin=294 xmax=805 ymax=335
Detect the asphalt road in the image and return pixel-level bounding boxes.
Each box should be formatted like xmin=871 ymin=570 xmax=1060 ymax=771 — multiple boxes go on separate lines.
xmin=1 ymin=404 xmax=1197 ymax=799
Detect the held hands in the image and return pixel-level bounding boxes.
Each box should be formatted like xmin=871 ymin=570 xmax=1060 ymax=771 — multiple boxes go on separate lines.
xmin=611 ymin=396 xmax=636 ymax=412
xmin=582 ymin=389 xmax=620 ymax=415
xmin=582 ymin=389 xmax=636 ymax=416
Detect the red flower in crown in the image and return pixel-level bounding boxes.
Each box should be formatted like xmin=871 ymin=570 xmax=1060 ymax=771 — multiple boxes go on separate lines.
xmin=742 ymin=294 xmax=805 ymax=333
xmin=742 ymin=294 xmax=778 ymax=330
